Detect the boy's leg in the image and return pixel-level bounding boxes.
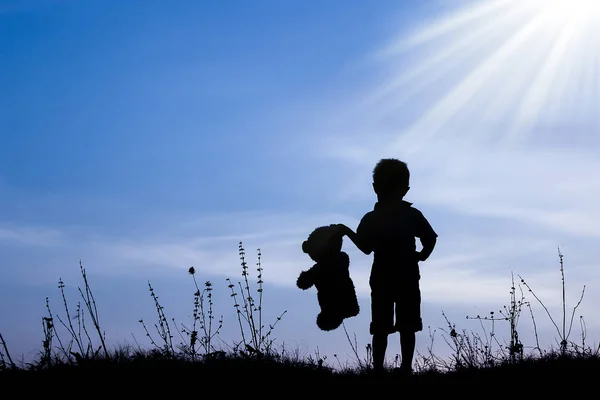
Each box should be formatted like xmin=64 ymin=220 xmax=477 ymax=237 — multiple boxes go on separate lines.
xmin=370 ymin=288 xmax=394 ymax=371
xmin=399 ymin=329 xmax=415 ymax=371
xmin=372 ymin=333 xmax=388 ymax=371
xmin=394 ymin=282 xmax=422 ymax=372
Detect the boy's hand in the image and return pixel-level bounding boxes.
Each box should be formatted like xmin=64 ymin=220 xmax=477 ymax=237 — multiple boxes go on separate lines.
xmin=333 ymin=223 xmax=372 ymax=255
xmin=332 ymin=224 xmax=350 ymax=237
xmin=415 ymin=251 xmax=424 ymax=261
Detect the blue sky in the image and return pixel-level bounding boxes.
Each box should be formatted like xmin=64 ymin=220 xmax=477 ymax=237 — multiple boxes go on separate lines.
xmin=2 ymin=0 xmax=600 ymax=368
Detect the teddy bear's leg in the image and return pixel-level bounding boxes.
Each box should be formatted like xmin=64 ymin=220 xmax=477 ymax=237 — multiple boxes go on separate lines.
xmin=339 ymin=286 xmax=360 ymax=318
xmin=348 ymin=293 xmax=360 ymax=317
xmin=317 ymin=311 xmax=344 ymax=331
xmin=344 ymin=301 xmax=360 ymax=318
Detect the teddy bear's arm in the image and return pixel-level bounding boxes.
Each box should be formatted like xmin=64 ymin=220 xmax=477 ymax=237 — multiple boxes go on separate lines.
xmin=296 ymin=268 xmax=316 ymax=290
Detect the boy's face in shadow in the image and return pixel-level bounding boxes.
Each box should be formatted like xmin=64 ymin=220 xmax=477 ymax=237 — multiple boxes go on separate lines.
xmin=372 ymin=182 xmax=410 ymax=200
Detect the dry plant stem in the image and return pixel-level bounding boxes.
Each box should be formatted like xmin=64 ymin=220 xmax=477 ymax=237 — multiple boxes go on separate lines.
xmin=187 ymin=272 xmax=203 ymax=358
xmin=506 ymin=273 xmax=524 ymax=360
xmin=72 ymin=304 xmax=94 ymax=357
xmin=342 ymin=322 xmax=367 ymax=370
xmin=192 ymin=277 xmax=203 ymax=355
xmin=173 ymin=317 xmax=188 ymax=348
xmin=130 ymin=333 xmax=144 ymax=353
xmin=192 ymin=277 xmax=202 ymax=354
xmin=0 ymin=332 xmax=16 ymax=369
xmin=526 ymin=302 xmax=542 ymax=356
xmin=146 ymin=281 xmax=175 ymax=355
xmin=444 ymin=310 xmax=503 ymax=369
xmin=143 ymin=267 xmax=225 ymax=360
xmin=466 ymin=272 xmax=529 ymax=363
xmin=239 ymin=243 xmax=259 ymax=350
xmin=579 ymin=316 xmax=586 ymax=353
xmin=179 ymin=271 xmax=201 ymax=358
xmin=53 ymin=263 xmax=109 ymax=361
xmin=57 ymin=278 xmax=84 ymax=355
xmin=414 ymin=326 xmax=443 ymax=372
xmin=138 ymin=319 xmax=160 ymax=350
xmin=227 ymin=242 xmax=287 ymax=356
xmin=77 ymin=262 xmax=109 ymax=358
xmin=560 ymin=248 xmax=566 ymax=343
xmin=441 ymin=311 xmax=463 ymax=369
xmin=44 ymin=297 xmax=70 ymax=361
xmin=257 ymin=249 xmax=264 ymax=349
xmin=203 ymin=281 xmax=218 ymax=353
xmin=41 ymin=315 xmax=53 ymax=367
xmin=519 ymin=247 xmax=586 ymax=354
xmin=184 ymin=268 xmax=223 ymax=357
xmin=227 ymin=277 xmax=248 ymax=350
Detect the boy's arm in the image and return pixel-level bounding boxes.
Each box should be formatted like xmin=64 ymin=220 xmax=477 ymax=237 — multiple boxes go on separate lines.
xmin=336 ymin=224 xmax=372 ymax=255
xmin=414 ymin=209 xmax=438 ymax=262
xmin=417 ymin=235 xmax=436 ymax=261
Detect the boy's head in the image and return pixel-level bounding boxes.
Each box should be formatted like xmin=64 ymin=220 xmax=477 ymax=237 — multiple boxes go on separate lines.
xmin=372 ymin=158 xmax=410 ymax=199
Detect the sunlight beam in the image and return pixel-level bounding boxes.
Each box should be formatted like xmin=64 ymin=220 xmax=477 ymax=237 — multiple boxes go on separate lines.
xmin=366 ymin=0 xmax=535 ymax=111
xmin=373 ymin=0 xmax=600 ymax=150
xmin=539 ymin=0 xmax=600 ymax=23
xmin=508 ymin=16 xmax=579 ymax=142
xmin=390 ymin=8 xmax=549 ymax=153
xmin=389 ymin=0 xmax=513 ymax=50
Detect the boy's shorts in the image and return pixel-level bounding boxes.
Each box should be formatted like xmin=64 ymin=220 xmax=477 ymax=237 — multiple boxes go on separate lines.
xmin=369 ymin=280 xmax=423 ymax=335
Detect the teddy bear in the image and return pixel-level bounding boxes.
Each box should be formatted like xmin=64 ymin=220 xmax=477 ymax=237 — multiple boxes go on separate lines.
xmin=296 ymin=224 xmax=360 ymax=331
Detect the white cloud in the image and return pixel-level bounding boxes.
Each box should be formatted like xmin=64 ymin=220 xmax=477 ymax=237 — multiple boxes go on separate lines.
xmin=0 ymin=225 xmax=63 ymax=246
xmin=2 ymin=210 xmax=580 ymax=307
xmin=408 ymin=143 xmax=600 ymax=237
xmin=54 ymin=212 xmax=600 ymax=311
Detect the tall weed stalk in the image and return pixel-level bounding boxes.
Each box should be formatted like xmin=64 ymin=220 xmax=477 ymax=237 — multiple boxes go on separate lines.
xmin=226 ymin=242 xmax=287 ymax=357
xmin=519 ymin=247 xmax=586 ymax=354
xmin=41 ymin=261 xmax=109 ymax=366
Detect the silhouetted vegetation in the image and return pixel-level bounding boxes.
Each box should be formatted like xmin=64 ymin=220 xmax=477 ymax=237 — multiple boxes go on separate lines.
xmin=1 ymin=244 xmax=599 ymax=389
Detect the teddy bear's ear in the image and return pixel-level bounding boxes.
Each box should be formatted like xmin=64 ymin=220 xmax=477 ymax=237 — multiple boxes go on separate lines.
xmin=302 ymin=240 xmax=309 ymax=254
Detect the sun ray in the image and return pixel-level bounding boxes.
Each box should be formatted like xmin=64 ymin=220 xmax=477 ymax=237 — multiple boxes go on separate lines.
xmin=593 ymin=48 xmax=600 ymax=131
xmin=577 ymin=30 xmax=600 ymax=129
xmin=392 ymin=0 xmax=514 ymax=50
xmin=390 ymin=7 xmax=550 ymax=154
xmin=556 ymin=28 xmax=593 ymax=128
xmin=363 ymin=0 xmax=600 ymax=152
xmin=477 ymin=38 xmax=552 ymax=129
xmin=508 ymin=15 xmax=580 ymax=143
xmin=365 ymin=0 xmax=536 ymax=114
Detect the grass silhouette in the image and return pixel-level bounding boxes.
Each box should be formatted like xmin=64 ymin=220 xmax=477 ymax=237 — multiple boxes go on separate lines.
xmin=1 ymin=243 xmax=599 ymax=389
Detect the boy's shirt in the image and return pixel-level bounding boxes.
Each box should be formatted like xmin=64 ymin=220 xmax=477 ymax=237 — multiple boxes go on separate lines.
xmin=356 ymin=200 xmax=437 ymax=287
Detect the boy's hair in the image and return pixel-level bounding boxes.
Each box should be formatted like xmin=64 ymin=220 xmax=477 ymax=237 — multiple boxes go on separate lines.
xmin=372 ymin=158 xmax=410 ymax=196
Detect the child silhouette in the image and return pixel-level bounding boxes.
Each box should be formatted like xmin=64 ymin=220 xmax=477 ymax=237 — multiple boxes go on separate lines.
xmin=336 ymin=158 xmax=437 ymax=375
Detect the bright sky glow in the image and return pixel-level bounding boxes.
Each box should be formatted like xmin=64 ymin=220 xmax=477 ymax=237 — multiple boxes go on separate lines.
xmin=368 ymin=0 xmax=600 ymax=152
xmin=541 ymin=0 xmax=600 ymax=21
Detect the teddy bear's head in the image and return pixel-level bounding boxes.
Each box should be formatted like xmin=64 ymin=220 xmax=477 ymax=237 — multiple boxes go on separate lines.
xmin=302 ymin=224 xmax=343 ymax=263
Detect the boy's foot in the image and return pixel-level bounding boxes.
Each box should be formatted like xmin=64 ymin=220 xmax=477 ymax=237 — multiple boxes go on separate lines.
xmin=370 ymin=366 xmax=385 ymax=377
xmin=392 ymin=366 xmax=413 ymax=378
